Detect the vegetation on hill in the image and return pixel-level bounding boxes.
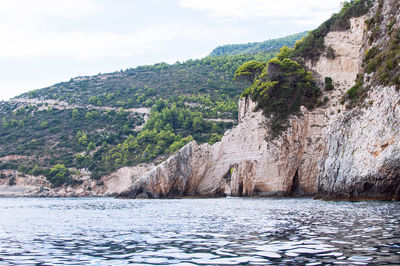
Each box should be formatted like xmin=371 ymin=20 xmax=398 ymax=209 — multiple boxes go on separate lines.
xmin=3 ymin=36 xmax=306 ymax=185
xmin=21 ymin=54 xmax=273 ymax=111
xmin=237 ymin=47 xmax=321 ymax=137
xmin=209 ymin=31 xmax=308 ymax=56
xmin=0 ymin=26 xmax=329 ymax=186
xmin=0 ymin=102 xmax=144 ymax=181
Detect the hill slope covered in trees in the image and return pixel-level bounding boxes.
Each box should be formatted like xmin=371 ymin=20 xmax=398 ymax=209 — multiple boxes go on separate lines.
xmin=0 ymin=33 xmax=307 ymax=186
xmin=209 ymin=31 xmax=308 ymax=56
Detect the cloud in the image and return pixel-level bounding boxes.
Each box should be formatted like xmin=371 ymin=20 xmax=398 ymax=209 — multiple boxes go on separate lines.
xmin=179 ymin=0 xmax=341 ymax=21
xmin=0 ymin=25 xmax=181 ymax=59
xmin=0 ymin=19 xmax=248 ymax=60
xmin=0 ymin=0 xmax=345 ymax=100
xmin=0 ymin=0 xmax=98 ymax=18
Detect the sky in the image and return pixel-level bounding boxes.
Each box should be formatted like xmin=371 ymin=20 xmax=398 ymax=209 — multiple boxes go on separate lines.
xmin=0 ymin=0 xmax=344 ymax=100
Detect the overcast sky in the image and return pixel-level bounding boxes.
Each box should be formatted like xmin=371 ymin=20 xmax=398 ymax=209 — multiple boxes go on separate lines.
xmin=0 ymin=0 xmax=343 ymax=100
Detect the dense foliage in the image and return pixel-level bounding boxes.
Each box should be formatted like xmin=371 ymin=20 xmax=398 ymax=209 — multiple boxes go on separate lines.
xmin=21 ymin=54 xmax=274 ymax=110
xmin=238 ymin=47 xmax=321 ymax=136
xmin=0 ymin=102 xmax=144 ymax=176
xmin=209 ymin=31 xmax=308 ymax=56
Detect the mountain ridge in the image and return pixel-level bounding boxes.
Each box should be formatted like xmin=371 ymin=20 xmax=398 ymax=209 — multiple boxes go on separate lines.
xmin=209 ymin=31 xmax=309 ymax=56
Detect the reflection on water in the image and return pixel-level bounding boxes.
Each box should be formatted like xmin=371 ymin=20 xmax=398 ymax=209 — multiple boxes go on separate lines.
xmin=0 ymin=197 xmax=399 ymax=265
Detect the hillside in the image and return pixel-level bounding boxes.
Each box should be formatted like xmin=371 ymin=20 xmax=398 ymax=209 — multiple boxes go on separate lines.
xmin=0 ymin=34 xmax=306 ymax=187
xmin=209 ymin=31 xmax=308 ymax=56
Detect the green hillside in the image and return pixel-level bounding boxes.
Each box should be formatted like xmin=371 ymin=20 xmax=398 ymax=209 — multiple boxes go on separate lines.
xmin=0 ymin=33 xmax=306 ymax=186
xmin=209 ymin=31 xmax=308 ymax=56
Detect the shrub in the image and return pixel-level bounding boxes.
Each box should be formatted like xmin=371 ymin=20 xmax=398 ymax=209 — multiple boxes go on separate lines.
xmin=342 ymin=79 xmax=365 ymax=106
xmin=325 ymin=77 xmax=334 ymax=91
xmin=39 ymin=121 xmax=48 ymax=128
xmin=46 ymin=164 xmax=76 ymax=187
xmin=8 ymin=176 xmax=16 ymax=186
xmin=326 ymin=46 xmax=336 ymax=59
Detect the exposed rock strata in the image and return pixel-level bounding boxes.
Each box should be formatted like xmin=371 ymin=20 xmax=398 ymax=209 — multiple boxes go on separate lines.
xmin=318 ymin=85 xmax=400 ymax=201
xmin=120 ymin=8 xmax=400 ymax=200
xmin=120 ymin=98 xmax=327 ymax=198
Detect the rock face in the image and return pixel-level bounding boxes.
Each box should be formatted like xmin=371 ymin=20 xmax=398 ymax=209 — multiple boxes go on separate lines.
xmin=306 ymin=17 xmax=366 ymax=87
xmin=315 ymin=0 xmax=400 ymax=201
xmin=2 ymin=0 xmax=399 ymax=200
xmin=120 ymin=1 xmax=400 ymax=200
xmin=120 ymin=98 xmax=327 ymax=198
xmin=318 ymin=85 xmax=400 ymax=200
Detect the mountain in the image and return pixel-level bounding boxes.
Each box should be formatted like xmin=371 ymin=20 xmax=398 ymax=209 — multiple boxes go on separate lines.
xmin=3 ymin=0 xmax=398 ymax=200
xmin=119 ymin=0 xmax=400 ymax=201
xmin=0 ymin=32 xmax=306 ymax=193
xmin=209 ymin=31 xmax=308 ymax=56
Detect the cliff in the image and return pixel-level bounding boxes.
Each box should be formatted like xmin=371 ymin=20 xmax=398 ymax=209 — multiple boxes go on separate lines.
xmin=2 ymin=0 xmax=398 ymax=200
xmin=119 ymin=0 xmax=400 ymax=200
xmin=319 ymin=85 xmax=400 ymax=200
xmin=120 ymin=98 xmax=326 ymax=198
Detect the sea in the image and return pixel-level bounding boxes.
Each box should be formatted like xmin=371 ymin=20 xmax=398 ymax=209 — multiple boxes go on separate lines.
xmin=0 ymin=197 xmax=399 ymax=265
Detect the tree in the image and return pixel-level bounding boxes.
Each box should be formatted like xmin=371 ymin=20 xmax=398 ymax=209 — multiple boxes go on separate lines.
xmin=326 ymin=46 xmax=336 ymax=59
xmin=123 ymin=124 xmax=131 ymax=134
xmin=76 ymin=131 xmax=88 ymax=146
xmin=85 ymin=111 xmax=99 ymax=120
xmin=47 ymin=164 xmax=74 ymax=187
xmin=276 ymin=45 xmax=293 ymax=61
xmin=234 ymin=60 xmax=266 ymax=82
xmin=2 ymin=118 xmax=9 ymax=128
xmin=87 ymin=141 xmax=95 ymax=151
xmin=40 ymin=121 xmax=48 ymax=128
xmin=72 ymin=109 xmax=79 ymax=119
xmin=325 ymin=77 xmax=334 ymax=91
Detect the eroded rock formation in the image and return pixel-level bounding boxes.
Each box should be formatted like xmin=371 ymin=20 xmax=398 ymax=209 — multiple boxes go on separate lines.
xmin=119 ymin=2 xmax=400 ymax=200
xmin=318 ymin=85 xmax=400 ymax=201
xmin=120 ymin=97 xmax=328 ymax=198
xmin=3 ymin=0 xmax=399 ymax=200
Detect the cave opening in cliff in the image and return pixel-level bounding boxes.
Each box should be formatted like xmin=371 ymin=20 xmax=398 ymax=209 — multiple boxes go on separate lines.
xmin=238 ymin=183 xmax=243 ymax=197
xmin=289 ymin=169 xmax=302 ymax=196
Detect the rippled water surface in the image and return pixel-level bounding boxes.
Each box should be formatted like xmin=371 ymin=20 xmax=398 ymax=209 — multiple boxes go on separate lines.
xmin=0 ymin=198 xmax=399 ymax=265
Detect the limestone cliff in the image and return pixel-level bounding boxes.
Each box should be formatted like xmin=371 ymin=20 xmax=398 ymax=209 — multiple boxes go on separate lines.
xmin=120 ymin=98 xmax=327 ymax=198
xmin=316 ymin=0 xmax=400 ymax=200
xmin=318 ymin=85 xmax=400 ymax=200
xmin=3 ymin=0 xmax=398 ymax=200
xmin=119 ymin=0 xmax=400 ymax=200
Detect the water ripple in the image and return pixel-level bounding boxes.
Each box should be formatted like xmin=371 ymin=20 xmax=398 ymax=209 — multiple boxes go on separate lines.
xmin=0 ymin=197 xmax=399 ymax=265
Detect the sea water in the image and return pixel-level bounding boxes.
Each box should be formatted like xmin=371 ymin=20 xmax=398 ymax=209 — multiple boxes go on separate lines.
xmin=0 ymin=197 xmax=399 ymax=265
